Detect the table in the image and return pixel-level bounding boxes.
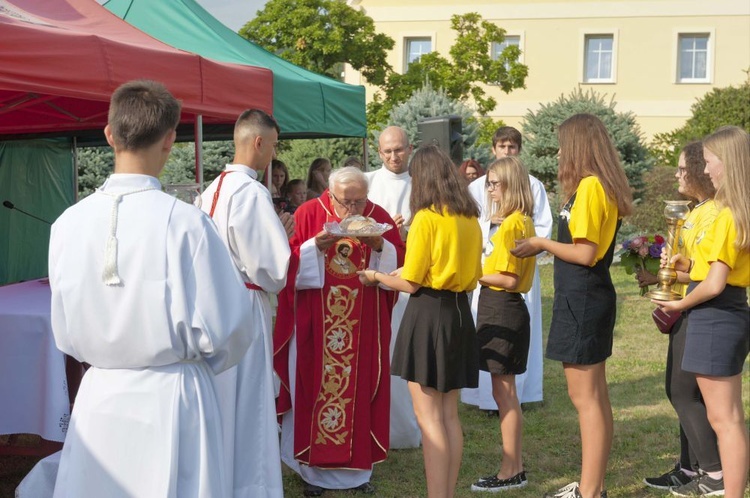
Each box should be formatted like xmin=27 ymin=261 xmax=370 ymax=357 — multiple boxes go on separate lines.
xmin=0 ymin=279 xmax=69 ymax=443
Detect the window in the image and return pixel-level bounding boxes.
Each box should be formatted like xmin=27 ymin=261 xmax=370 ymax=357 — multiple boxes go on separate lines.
xmin=404 ymin=37 xmax=432 ymax=71
xmin=584 ymin=34 xmax=614 ymax=82
xmin=491 ymin=35 xmax=521 ymax=63
xmin=678 ymin=34 xmax=709 ymax=82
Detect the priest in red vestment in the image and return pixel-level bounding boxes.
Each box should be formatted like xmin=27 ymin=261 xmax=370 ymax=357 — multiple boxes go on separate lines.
xmin=274 ymin=166 xmax=405 ymax=495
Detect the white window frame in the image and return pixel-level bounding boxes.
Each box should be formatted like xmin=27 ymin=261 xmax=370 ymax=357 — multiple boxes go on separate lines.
xmin=401 ymin=33 xmax=435 ymax=73
xmin=579 ymin=30 xmax=618 ymax=84
xmin=491 ymin=32 xmax=525 ymax=65
xmin=673 ymin=29 xmax=714 ymax=84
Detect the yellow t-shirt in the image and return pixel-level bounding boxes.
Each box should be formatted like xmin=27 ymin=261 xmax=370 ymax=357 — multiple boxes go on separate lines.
xmin=482 ymin=211 xmax=536 ymax=293
xmin=677 ymin=199 xmax=719 ymax=296
xmin=568 ymin=176 xmax=619 ymax=265
xmin=690 ymin=207 xmax=750 ymax=287
xmin=401 ymin=207 xmax=482 ymax=292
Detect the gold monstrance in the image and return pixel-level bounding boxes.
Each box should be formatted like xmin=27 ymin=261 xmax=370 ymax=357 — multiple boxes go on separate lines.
xmin=645 ymin=200 xmax=692 ymax=301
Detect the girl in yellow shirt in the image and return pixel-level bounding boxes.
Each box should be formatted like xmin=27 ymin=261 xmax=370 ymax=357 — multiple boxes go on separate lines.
xmin=641 ymin=141 xmax=722 ymax=493
xmin=359 ymin=145 xmax=482 ymax=498
xmin=655 ymin=126 xmax=750 ymax=498
xmin=470 ymin=157 xmax=536 ymax=492
xmin=513 ymin=114 xmax=633 ymax=498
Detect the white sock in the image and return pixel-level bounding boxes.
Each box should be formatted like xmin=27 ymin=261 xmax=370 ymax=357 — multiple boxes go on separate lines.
xmin=681 ymin=467 xmax=698 ymax=477
xmin=705 ymin=470 xmax=723 ymax=481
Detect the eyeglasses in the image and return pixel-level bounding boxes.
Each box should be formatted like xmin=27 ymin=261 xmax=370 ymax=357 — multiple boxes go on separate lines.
xmin=486 ymin=180 xmax=501 ymax=191
xmin=330 ymin=191 xmax=367 ymax=210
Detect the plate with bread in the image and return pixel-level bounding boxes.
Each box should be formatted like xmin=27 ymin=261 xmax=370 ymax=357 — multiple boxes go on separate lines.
xmin=324 ymin=215 xmax=392 ymax=237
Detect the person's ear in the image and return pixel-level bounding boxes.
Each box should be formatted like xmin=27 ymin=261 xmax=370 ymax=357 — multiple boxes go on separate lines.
xmin=163 ymin=130 xmax=177 ymax=152
xmin=104 ymin=125 xmax=116 ymax=148
xmin=254 ymin=135 xmax=264 ymax=151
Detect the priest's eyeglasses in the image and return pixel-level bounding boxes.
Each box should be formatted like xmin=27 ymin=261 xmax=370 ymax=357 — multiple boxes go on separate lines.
xmin=330 ymin=192 xmax=367 ymax=210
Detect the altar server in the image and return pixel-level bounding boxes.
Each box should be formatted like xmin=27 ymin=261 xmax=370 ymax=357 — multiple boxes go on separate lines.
xmin=200 ymin=109 xmax=292 ymax=498
xmin=49 ymin=80 xmax=254 ymax=498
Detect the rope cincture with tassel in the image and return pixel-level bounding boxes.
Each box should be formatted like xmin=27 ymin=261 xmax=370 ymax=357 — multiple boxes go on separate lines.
xmin=98 ymin=187 xmax=158 ymax=286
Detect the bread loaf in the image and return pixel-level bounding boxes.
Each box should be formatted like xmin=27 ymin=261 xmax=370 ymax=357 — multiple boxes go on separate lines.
xmin=342 ymin=215 xmax=376 ymax=232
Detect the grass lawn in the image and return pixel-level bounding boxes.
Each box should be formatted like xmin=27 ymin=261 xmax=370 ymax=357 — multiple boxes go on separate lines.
xmin=2 ymin=264 xmax=748 ymax=497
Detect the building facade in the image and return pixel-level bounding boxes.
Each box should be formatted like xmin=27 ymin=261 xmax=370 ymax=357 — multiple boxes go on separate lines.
xmin=345 ymin=0 xmax=750 ymax=140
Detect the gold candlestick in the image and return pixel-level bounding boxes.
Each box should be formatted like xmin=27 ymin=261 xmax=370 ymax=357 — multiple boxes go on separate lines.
xmin=645 ymin=200 xmax=691 ymax=301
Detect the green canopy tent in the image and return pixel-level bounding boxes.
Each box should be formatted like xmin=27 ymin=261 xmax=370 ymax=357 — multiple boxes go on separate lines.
xmin=104 ymin=0 xmax=367 ymax=140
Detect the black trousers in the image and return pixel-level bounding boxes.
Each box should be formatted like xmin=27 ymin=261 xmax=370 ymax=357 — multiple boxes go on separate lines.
xmin=665 ymin=315 xmax=721 ymax=472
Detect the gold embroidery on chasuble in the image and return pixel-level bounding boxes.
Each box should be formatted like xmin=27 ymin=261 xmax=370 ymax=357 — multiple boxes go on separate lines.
xmin=313 ymin=237 xmax=366 ymax=449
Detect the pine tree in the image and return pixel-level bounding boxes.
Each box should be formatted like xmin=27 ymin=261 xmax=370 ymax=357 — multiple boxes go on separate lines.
xmin=521 ymin=88 xmax=653 ymax=200
xmin=76 ymin=147 xmax=113 ymax=198
xmin=370 ymin=82 xmax=496 ymax=169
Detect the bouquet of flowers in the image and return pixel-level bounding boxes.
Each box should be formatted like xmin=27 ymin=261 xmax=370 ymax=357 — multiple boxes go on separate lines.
xmin=619 ymin=234 xmax=665 ymax=295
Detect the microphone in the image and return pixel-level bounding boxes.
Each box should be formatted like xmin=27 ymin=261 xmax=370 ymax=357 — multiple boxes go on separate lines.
xmin=2 ymin=200 xmax=52 ymax=225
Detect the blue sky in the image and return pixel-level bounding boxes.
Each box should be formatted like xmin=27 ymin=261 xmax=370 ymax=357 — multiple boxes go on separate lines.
xmin=195 ymin=0 xmax=268 ymax=31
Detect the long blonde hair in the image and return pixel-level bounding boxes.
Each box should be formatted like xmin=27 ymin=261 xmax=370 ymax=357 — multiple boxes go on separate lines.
xmin=703 ymin=126 xmax=750 ymax=251
xmin=485 ymin=156 xmax=534 ymax=221
xmin=557 ymin=114 xmax=633 ymax=217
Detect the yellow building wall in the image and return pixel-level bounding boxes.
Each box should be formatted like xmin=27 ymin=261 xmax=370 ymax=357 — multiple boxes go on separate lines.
xmin=346 ymin=0 xmax=750 ymax=140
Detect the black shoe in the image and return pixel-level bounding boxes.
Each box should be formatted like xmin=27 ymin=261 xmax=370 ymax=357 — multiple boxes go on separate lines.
xmin=303 ymin=483 xmax=325 ymax=497
xmin=471 ymin=470 xmax=527 ymax=492
xmin=350 ymin=482 xmax=375 ymax=494
xmin=643 ymin=463 xmax=694 ymax=490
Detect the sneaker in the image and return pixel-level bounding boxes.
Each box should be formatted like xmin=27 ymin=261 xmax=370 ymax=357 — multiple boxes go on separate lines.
xmin=543 ymin=482 xmax=608 ymax=498
xmin=671 ymin=473 xmax=724 ymax=496
xmin=471 ymin=471 xmax=527 ymax=492
xmin=643 ymin=463 xmax=694 ymax=490
xmin=543 ymin=482 xmax=582 ymax=498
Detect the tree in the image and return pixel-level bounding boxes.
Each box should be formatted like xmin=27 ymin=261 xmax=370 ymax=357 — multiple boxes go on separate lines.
xmin=368 ymin=13 xmax=528 ymax=126
xmin=161 ymin=141 xmax=235 ymax=186
xmin=277 ymin=137 xmax=364 ymax=180
xmin=240 ymin=0 xmax=394 ymax=86
xmin=520 ymin=88 xmax=653 ymax=200
xmin=369 ymin=82 xmax=494 ymax=169
xmin=650 ymin=79 xmax=750 ymax=167
xmin=76 ymin=147 xmax=113 ymax=198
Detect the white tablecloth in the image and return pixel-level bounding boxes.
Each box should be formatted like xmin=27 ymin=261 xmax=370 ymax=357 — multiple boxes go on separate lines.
xmin=0 ymin=279 xmax=69 ymax=442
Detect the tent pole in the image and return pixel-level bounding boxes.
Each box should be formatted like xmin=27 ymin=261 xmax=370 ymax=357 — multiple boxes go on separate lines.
xmin=362 ymin=137 xmax=368 ymax=171
xmin=72 ymin=137 xmax=79 ymax=202
xmin=194 ymin=115 xmax=204 ymax=190
xmin=267 ymin=159 xmax=273 ymax=192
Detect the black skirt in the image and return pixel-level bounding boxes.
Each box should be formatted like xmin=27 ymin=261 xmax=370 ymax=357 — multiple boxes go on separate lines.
xmin=476 ymin=287 xmax=530 ymax=375
xmin=391 ymin=287 xmax=479 ymax=392
xmin=683 ymin=283 xmax=750 ymax=377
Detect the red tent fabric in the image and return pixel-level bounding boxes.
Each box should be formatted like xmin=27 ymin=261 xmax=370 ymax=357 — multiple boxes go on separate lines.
xmin=0 ymin=0 xmax=274 ymax=137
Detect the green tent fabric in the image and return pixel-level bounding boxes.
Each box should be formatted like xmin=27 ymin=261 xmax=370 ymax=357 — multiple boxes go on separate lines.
xmin=104 ymin=0 xmax=367 ymax=139
xmin=0 ymin=140 xmax=75 ymax=285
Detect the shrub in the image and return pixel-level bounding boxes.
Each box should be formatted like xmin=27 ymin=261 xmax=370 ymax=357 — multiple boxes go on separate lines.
xmin=277 ymin=138 xmax=364 ymax=180
xmin=650 ymin=80 xmax=750 ymax=167
xmin=520 ymin=88 xmax=653 ymax=201
xmin=621 ymin=165 xmax=680 ymax=238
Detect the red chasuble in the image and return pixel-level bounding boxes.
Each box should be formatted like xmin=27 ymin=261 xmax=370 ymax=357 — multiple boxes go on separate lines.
xmin=274 ymin=190 xmax=404 ymax=469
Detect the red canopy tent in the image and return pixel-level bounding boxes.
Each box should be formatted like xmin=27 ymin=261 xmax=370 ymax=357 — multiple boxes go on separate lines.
xmin=0 ymin=0 xmax=274 ymax=139
xmin=0 ymin=0 xmax=275 ymax=286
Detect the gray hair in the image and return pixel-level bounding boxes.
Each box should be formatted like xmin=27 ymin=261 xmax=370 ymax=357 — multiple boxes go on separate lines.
xmin=328 ymin=166 xmax=368 ymax=190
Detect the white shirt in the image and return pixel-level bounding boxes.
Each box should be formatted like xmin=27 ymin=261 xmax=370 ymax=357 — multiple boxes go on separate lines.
xmin=365 ymin=166 xmax=412 ymax=225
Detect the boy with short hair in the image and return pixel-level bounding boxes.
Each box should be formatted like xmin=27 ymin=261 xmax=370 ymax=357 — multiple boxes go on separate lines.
xmin=49 ymin=79 xmax=254 ymax=498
